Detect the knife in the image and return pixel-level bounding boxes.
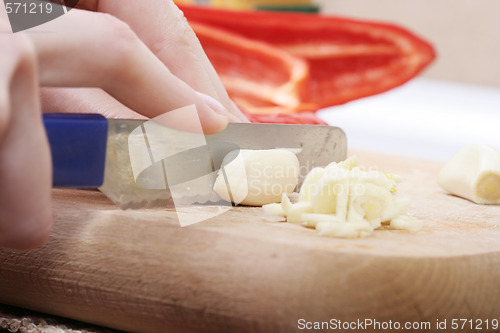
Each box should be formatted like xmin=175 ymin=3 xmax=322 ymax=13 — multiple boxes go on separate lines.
xmin=43 ymin=113 xmax=347 ymax=210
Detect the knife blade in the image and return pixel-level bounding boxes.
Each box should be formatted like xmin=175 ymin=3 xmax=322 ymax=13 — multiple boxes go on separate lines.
xmin=43 ymin=113 xmax=347 ymax=210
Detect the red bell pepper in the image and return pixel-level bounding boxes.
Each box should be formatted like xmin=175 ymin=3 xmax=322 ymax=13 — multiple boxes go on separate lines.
xmin=181 ymin=5 xmax=436 ymax=119
xmin=245 ymin=112 xmax=328 ymax=125
xmin=191 ymin=22 xmax=309 ymax=115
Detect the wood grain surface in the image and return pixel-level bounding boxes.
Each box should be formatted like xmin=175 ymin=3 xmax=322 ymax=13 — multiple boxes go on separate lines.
xmin=0 ymin=151 xmax=499 ymax=333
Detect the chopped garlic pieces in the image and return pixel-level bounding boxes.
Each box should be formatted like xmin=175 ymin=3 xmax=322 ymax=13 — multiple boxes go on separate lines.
xmin=389 ymin=215 xmax=423 ymax=232
xmin=263 ymin=155 xmax=421 ymax=238
xmin=286 ymin=202 xmax=313 ymax=223
xmin=317 ymin=221 xmax=373 ymax=238
xmin=298 ymin=167 xmax=325 ymax=202
xmin=262 ymin=203 xmax=285 ymax=217
xmin=301 ymin=213 xmax=342 ymax=227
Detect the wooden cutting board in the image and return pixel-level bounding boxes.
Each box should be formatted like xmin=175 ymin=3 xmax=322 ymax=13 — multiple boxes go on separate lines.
xmin=1 ymin=151 xmax=499 ymax=333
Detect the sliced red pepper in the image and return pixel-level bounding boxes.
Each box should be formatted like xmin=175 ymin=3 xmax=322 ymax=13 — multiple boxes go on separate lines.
xmin=181 ymin=5 xmax=435 ymax=113
xmin=245 ymin=112 xmax=328 ymax=125
xmin=191 ymin=22 xmax=309 ymax=114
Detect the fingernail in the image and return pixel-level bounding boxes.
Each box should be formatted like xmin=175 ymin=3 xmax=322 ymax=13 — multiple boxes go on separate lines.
xmin=196 ymin=92 xmax=229 ymax=117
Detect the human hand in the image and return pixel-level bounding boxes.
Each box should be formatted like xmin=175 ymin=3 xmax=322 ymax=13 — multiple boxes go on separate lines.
xmin=0 ymin=0 xmax=247 ymax=249
xmin=38 ymin=0 xmax=248 ymax=127
xmin=0 ymin=23 xmax=52 ymax=249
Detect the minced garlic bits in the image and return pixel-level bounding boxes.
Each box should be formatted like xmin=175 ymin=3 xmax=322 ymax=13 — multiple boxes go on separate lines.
xmin=263 ymin=155 xmax=421 ymax=238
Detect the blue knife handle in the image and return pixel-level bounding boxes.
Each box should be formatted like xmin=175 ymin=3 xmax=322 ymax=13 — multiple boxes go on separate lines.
xmin=43 ymin=113 xmax=108 ymax=188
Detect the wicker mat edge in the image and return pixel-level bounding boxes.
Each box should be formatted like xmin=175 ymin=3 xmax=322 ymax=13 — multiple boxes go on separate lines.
xmin=0 ymin=304 xmax=122 ymax=333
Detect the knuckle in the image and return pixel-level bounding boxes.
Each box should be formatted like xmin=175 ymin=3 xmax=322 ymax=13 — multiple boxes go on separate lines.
xmin=97 ymin=13 xmax=139 ymax=55
xmin=151 ymin=6 xmax=193 ymax=54
xmin=92 ymin=13 xmax=142 ymax=79
xmin=0 ymin=33 xmax=36 ymax=135
xmin=0 ymin=33 xmax=36 ymax=69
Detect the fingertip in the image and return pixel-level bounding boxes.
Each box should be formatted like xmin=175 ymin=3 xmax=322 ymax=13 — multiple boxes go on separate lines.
xmin=196 ymin=92 xmax=249 ymax=123
xmin=193 ymin=92 xmax=230 ymax=134
xmin=196 ymin=92 xmax=229 ymax=117
xmin=0 ymin=209 xmax=53 ymax=250
xmin=201 ymin=112 xmax=229 ymax=135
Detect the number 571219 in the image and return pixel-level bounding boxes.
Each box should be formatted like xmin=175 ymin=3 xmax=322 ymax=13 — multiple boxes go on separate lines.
xmin=5 ymin=2 xmax=53 ymax=14
xmin=451 ymin=319 xmax=499 ymax=330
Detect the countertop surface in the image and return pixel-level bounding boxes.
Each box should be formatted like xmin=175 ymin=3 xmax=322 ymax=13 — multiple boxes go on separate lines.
xmin=318 ymin=78 xmax=500 ymax=161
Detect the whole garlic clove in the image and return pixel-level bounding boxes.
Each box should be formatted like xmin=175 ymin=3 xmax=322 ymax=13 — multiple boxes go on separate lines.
xmin=438 ymin=144 xmax=500 ymax=205
xmin=213 ymin=149 xmax=300 ymax=206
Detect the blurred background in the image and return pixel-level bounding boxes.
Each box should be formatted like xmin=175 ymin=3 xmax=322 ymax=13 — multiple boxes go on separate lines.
xmin=316 ymin=0 xmax=500 ymax=89
xmin=179 ymin=0 xmax=500 ymax=160
xmin=315 ymin=0 xmax=500 ymax=161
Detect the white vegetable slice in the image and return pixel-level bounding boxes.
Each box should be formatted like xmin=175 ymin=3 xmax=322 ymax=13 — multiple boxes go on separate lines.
xmin=280 ymin=192 xmax=292 ymax=214
xmin=338 ymin=155 xmax=359 ymax=170
xmin=381 ymin=197 xmax=410 ymax=222
xmin=310 ymin=177 xmax=343 ymax=215
xmin=389 ymin=215 xmax=423 ymax=232
xmin=213 ymin=149 xmax=299 ymax=206
xmin=438 ymin=144 xmax=500 ymax=205
xmin=286 ymin=202 xmax=313 ymax=223
xmin=262 ymin=203 xmax=285 ymax=217
xmin=301 ymin=213 xmax=342 ymax=227
xmin=347 ymin=182 xmax=392 ymax=228
xmin=298 ymin=167 xmax=325 ymax=202
xmin=316 ymin=221 xmax=373 ymax=238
